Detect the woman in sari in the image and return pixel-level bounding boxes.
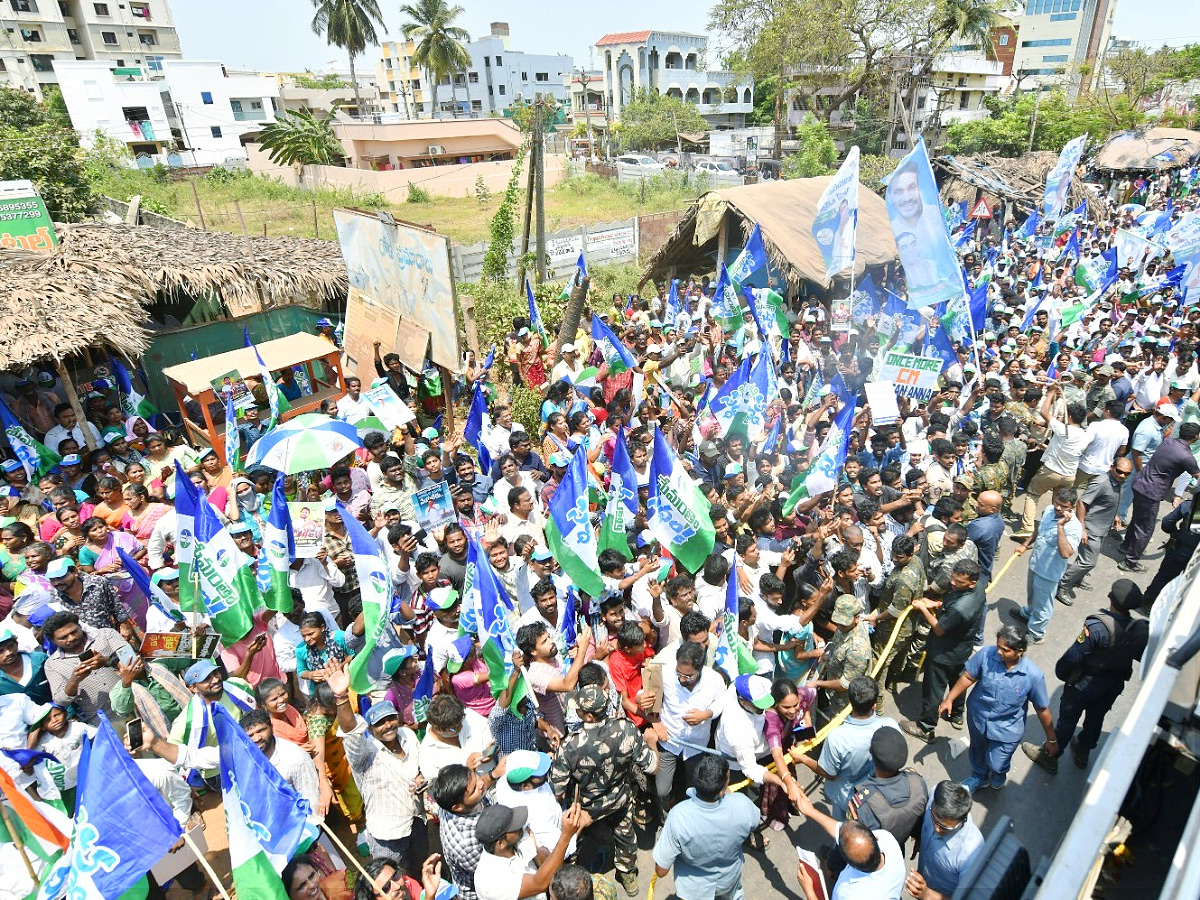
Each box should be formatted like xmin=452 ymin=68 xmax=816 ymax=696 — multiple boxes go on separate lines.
xmin=91 ymin=477 xmax=129 ymax=529
xmin=122 ymin=461 xmax=165 ymax=502
xmin=76 ymin=516 xmax=149 ymax=628
xmin=294 ymin=613 xmax=350 ymax=698
xmin=121 ymin=483 xmax=167 ymax=543
xmin=540 ymin=411 xmax=571 ymax=464
xmin=124 ymin=416 xmax=155 ymax=453
xmin=198 ymin=447 xmax=233 ymax=494
xmin=305 ymin=681 xmax=364 ymax=819
xmin=761 ymin=678 xmax=817 ymax=832
xmin=257 ymin=677 xmax=314 ymax=751
xmin=0 ymin=522 xmax=33 ymax=582
xmin=52 ymin=508 xmax=87 ymax=561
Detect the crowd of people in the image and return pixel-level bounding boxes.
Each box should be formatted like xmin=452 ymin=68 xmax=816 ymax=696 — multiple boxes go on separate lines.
xmin=1 ymin=158 xmax=1197 ymax=900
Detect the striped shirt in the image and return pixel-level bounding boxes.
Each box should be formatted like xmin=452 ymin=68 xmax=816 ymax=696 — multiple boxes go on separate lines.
xmin=342 ymin=716 xmax=421 ymax=841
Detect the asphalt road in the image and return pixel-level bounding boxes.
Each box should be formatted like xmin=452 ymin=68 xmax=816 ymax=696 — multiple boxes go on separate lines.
xmin=634 ymin=521 xmax=1162 ymax=900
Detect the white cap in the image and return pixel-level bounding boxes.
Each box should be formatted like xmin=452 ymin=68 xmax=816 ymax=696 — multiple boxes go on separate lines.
xmin=562 ymin=343 xmax=576 ymax=354
xmin=1158 ymin=403 xmax=1181 ymax=421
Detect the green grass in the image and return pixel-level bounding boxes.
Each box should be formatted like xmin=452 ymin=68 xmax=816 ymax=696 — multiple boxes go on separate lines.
xmin=91 ymin=165 xmax=698 ymax=246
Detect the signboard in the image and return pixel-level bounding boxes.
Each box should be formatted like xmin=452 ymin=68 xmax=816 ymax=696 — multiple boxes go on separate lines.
xmin=544 ymin=224 xmax=638 ymax=269
xmin=863 ymin=382 xmax=901 ymax=424
xmin=879 ymin=350 xmax=943 ymax=402
xmin=830 ymin=297 xmax=852 ymax=333
xmin=0 ymin=179 xmax=58 ymax=252
xmin=969 ymin=197 xmax=993 ymax=219
xmin=412 ymin=481 xmax=456 ymax=532
xmin=289 ymin=501 xmax=325 ymax=558
xmin=333 ymin=209 xmax=460 ymax=369
xmin=139 ymin=631 xmax=222 ymax=660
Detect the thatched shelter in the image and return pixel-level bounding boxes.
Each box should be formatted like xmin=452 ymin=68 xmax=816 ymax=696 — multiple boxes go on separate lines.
xmin=1093 ymin=127 xmax=1200 ymax=172
xmin=934 ymin=151 xmax=1094 ymax=219
xmin=639 ymin=178 xmax=898 ymax=291
xmin=0 ymin=223 xmax=348 ymax=372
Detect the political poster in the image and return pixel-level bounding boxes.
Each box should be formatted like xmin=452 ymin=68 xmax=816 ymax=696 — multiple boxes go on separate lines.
xmin=883 ymin=140 xmax=966 ymax=310
xmin=830 ymin=297 xmax=852 ymax=333
xmin=289 ymin=501 xmax=325 ymax=558
xmin=362 ymin=383 xmax=416 ymax=430
xmin=0 ymin=179 xmax=58 ymax=252
xmin=139 ymin=631 xmax=222 ymax=660
xmin=879 ymin=350 xmax=943 ymax=402
xmin=412 ymin=481 xmax=456 ymax=531
xmin=211 ymin=370 xmax=249 ymax=403
xmin=811 ymin=146 xmax=860 ymax=280
xmin=1044 ymin=134 xmax=1087 ymax=221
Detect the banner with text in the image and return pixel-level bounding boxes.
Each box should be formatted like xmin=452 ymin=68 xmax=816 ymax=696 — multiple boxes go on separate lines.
xmin=879 ymin=350 xmax=943 ymax=402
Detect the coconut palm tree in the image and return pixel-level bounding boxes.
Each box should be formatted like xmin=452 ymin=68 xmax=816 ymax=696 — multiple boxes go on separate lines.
xmin=933 ymin=0 xmax=1001 ymax=58
xmin=258 ymin=109 xmax=344 ymax=166
xmin=311 ymin=0 xmax=385 ymax=118
xmin=399 ymin=0 xmax=471 ymax=119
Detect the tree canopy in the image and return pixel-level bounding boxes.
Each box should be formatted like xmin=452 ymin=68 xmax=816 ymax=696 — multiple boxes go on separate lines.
xmin=401 ymin=0 xmax=471 ymax=117
xmin=0 ymin=87 xmax=92 ymax=221
xmin=782 ymin=115 xmax=837 ymax=178
xmin=257 ymin=109 xmax=346 ymax=166
xmin=616 ymin=88 xmax=710 ymax=151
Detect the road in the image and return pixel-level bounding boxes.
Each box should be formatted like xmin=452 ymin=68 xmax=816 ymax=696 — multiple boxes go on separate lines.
xmin=634 ymin=521 xmax=1162 ymax=900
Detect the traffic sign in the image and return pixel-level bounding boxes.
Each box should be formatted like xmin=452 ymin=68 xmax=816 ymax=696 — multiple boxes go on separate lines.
xmin=969 ymin=197 xmax=993 ymax=219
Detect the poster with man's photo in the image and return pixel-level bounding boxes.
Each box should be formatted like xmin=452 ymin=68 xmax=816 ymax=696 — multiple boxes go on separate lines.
xmin=412 ymin=481 xmax=456 ymax=532
xmin=289 ymin=502 xmax=326 ymax=558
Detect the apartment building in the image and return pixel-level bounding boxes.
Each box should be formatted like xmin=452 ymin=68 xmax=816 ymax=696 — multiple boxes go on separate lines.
xmin=377 ymin=22 xmax=572 ymax=120
xmin=55 ymin=58 xmax=278 ymax=165
xmin=596 ymin=29 xmax=754 ymax=129
xmin=1011 ymin=0 xmax=1118 ymax=93
xmin=0 ymin=0 xmax=181 ymax=100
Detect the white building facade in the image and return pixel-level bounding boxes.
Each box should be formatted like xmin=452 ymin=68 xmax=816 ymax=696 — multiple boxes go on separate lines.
xmin=0 ymin=0 xmax=181 ymax=100
xmin=1011 ymin=0 xmax=1117 ymax=93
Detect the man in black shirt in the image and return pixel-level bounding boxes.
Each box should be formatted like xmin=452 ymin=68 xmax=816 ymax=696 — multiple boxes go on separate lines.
xmin=1120 ymin=420 xmax=1200 ymax=571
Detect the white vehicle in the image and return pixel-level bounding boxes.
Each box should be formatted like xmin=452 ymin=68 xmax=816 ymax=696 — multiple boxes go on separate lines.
xmin=693 ymin=160 xmax=737 ymax=175
xmin=615 ymin=154 xmax=666 ymax=177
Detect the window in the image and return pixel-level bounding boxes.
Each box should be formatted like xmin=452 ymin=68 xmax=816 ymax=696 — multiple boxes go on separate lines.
xmin=498 ymin=84 xmax=505 ymax=95
xmin=468 ymin=71 xmax=478 ymax=83
xmin=138 ymin=32 xmax=155 ymax=45
xmin=10 ymin=0 xmax=38 ymax=13
xmin=210 ymin=126 xmax=222 ymax=138
xmin=230 ymin=99 xmax=242 ymax=113
xmin=521 ymin=71 xmax=528 ymax=81
xmin=58 ymin=0 xmax=69 ymax=13
xmin=1021 ymin=38 xmax=1071 ymax=48
xmin=146 ymin=54 xmax=162 ymax=72
xmin=471 ymin=99 xmax=481 ymax=110
xmin=67 ymin=28 xmax=79 ymax=43
xmin=29 ymin=53 xmax=52 ymax=71
xmin=0 ymin=59 xmax=5 ymax=71
xmin=131 ymin=2 xmax=149 ymax=18
xmin=20 ymin=28 xmax=41 ymax=41
xmin=959 ymin=91 xmax=970 ymax=109
xmin=1042 ymin=54 xmax=1069 ymax=62
xmin=998 ymin=33 xmax=1010 ymax=46
xmin=495 ymin=55 xmax=502 ymax=65
xmin=93 ymin=1 xmax=108 ymax=13
xmin=200 ymin=91 xmax=213 ymax=104
xmin=1050 ymin=12 xmax=1077 ymax=20
xmin=535 ymin=72 xmax=548 ymax=82
xmin=101 ymin=31 xmax=116 ymax=44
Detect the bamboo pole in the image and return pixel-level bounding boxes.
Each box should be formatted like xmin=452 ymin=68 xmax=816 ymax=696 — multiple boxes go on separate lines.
xmin=183 ymin=831 xmax=232 ymax=900
xmin=0 ymin=799 xmax=37 ymax=885
xmin=54 ymin=358 xmax=98 ymax=452
xmin=319 ymin=821 xmax=389 ymax=898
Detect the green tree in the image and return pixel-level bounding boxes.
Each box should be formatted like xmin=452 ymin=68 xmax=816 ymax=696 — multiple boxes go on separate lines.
xmin=782 ymin=115 xmax=837 ymax=178
xmin=616 ymin=88 xmax=709 ymax=151
xmin=310 ymin=0 xmax=385 ymax=117
xmin=0 ymin=124 xmax=91 ymax=221
xmin=400 ymin=0 xmax=471 ymax=119
xmin=292 ymin=71 xmax=350 ymax=90
xmin=257 ymin=109 xmax=345 ymax=165
xmin=746 ymin=74 xmax=777 ymax=127
xmin=41 ymin=86 xmax=72 ymax=130
xmin=0 ymin=86 xmax=49 ymax=129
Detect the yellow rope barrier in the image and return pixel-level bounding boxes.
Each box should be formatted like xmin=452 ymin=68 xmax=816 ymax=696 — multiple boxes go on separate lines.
xmin=646 ymin=871 xmax=657 ymax=900
xmin=726 ymin=549 xmax=1022 ymax=793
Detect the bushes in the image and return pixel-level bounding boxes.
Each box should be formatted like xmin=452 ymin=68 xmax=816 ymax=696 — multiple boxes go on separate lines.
xmin=407 ymin=182 xmax=432 ymax=204
xmin=508 ymin=385 xmax=544 ymax=440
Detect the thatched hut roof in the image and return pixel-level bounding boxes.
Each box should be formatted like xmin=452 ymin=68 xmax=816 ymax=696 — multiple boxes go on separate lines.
xmin=640 ymin=178 xmax=897 ymax=290
xmin=934 ymin=151 xmax=1094 ymax=218
xmin=0 ymin=223 xmax=348 ymax=371
xmin=1093 ymin=127 xmax=1200 ymax=172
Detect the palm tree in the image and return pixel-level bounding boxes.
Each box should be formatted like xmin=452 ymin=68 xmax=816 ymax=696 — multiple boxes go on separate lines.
xmin=258 ymin=109 xmax=344 ymax=166
xmin=400 ymin=0 xmax=471 ymax=119
xmin=933 ymin=0 xmax=1001 ymax=58
xmin=311 ymin=0 xmax=386 ymax=118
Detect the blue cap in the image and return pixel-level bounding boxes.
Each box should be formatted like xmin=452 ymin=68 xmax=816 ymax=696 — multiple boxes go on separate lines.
xmin=60 ymin=454 xmax=81 ymax=467
xmin=1 ymin=459 xmax=22 ymax=472
xmin=364 ymin=700 xmax=400 ymax=725
xmin=228 ymin=522 xmax=252 ymax=536
xmin=317 ymin=318 xmax=333 ymax=327
xmin=1 ymin=486 xmax=19 ymax=498
xmin=531 ymin=547 xmax=553 ymax=562
xmin=46 ymin=557 xmax=75 ymax=579
xmin=183 ymin=659 xmax=220 ymax=686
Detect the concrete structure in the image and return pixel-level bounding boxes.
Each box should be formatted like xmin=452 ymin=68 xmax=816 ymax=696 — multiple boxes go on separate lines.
xmin=377 ymin=22 xmax=572 ymax=120
xmin=1011 ymin=0 xmax=1118 ymax=93
xmin=0 ymin=0 xmax=181 ymax=100
xmin=276 ymin=70 xmax=380 ymax=119
xmin=54 ymin=58 xmax=278 ymax=165
xmin=595 ymin=30 xmax=753 ymax=128
xmin=896 ymin=54 xmax=1008 ymax=154
xmin=332 ymin=117 xmax=521 ymax=171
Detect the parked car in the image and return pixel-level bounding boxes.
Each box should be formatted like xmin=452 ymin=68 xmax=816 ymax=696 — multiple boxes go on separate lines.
xmin=615 ymin=154 xmax=667 ymax=176
xmin=693 ymin=159 xmax=738 ymax=175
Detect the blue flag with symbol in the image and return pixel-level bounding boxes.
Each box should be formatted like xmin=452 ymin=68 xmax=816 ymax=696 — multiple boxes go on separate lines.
xmin=526 ymin=278 xmax=549 ymax=348
xmin=464 ymin=381 xmax=492 ymax=474
xmin=118 ymin=547 xmax=183 ymax=624
xmin=711 ymin=263 xmax=742 ymax=322
xmin=728 ymin=222 xmax=769 ymax=287
xmin=575 ymin=250 xmax=588 ymax=280
xmin=482 ymin=345 xmax=496 ymax=371
xmin=1017 ymin=209 xmax=1040 ymax=239
xmin=546 ymin=446 xmax=605 ymax=597
xmin=610 ymin=427 xmax=639 ymax=517
xmin=413 ymin=651 xmax=436 ymax=724
xmin=110 ymin=356 xmax=158 ymax=421
xmin=36 ymin=714 xmax=181 ymax=900
xmin=952 ymin=220 xmax=976 ymax=250
xmin=591 ymin=314 xmax=637 ymax=374
xmin=663 ymin=279 xmax=681 ymax=329
xmin=562 ymin=587 xmax=578 ymax=649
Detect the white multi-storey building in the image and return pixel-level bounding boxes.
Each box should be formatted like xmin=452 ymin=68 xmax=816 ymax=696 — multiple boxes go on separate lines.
xmin=1011 ymin=0 xmax=1118 ymax=93
xmin=377 ymin=22 xmax=572 ymax=120
xmin=55 ymin=58 xmax=278 ymax=165
xmin=0 ymin=0 xmax=181 ymax=100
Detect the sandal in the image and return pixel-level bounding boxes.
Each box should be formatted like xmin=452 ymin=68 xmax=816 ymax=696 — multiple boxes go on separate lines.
xmin=744 ymin=831 xmax=770 ymax=851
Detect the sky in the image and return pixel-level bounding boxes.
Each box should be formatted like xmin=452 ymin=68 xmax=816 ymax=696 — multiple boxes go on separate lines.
xmin=170 ymin=0 xmax=1197 ymax=75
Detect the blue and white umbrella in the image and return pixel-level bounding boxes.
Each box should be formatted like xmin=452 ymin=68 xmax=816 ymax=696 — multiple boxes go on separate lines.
xmin=244 ymin=413 xmax=363 ymax=473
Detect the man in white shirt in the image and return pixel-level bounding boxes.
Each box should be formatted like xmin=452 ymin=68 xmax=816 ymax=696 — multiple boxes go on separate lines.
xmin=549 ymin=345 xmax=583 ymax=385
xmin=335 ymin=376 xmax=374 ymax=423
xmin=795 ymin=791 xmax=906 ymax=900
xmin=494 ymin=751 xmax=576 ymax=856
xmin=473 ymin=802 xmax=589 ymax=900
xmin=486 ymin=404 xmax=523 ymax=461
xmin=43 ymin=404 xmax=101 ymax=454
xmin=241 ymin=709 xmax=331 ymax=822
xmin=715 ymin=674 xmax=801 ymax=805
xmin=652 ymin=642 xmax=726 ymax=809
xmin=1074 ymin=399 xmax=1130 ymax=489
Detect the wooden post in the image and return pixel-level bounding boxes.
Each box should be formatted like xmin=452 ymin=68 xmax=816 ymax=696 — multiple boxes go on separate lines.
xmin=716 ymin=210 xmax=729 ymax=271
xmin=534 ymin=94 xmax=547 ymax=286
xmin=515 ymin=127 xmax=537 ymax=293
xmin=555 ymin=275 xmax=590 ymax=364
xmin=439 ymin=364 xmax=455 ymax=436
xmin=199 ymin=389 xmax=221 ymax=462
xmin=54 ymin=358 xmax=98 ymax=452
xmin=0 ymin=800 xmax=36 ymax=884
xmin=182 ymin=831 xmax=232 ymax=900
xmin=319 ymin=822 xmax=389 ymax=898
xmin=233 ymin=199 xmax=255 ymax=261
xmin=190 ymin=178 xmax=207 ymax=230
xmin=312 ymin=200 xmax=320 ymax=239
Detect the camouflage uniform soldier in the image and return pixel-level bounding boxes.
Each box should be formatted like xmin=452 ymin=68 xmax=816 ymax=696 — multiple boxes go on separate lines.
xmin=869 ymin=536 xmax=926 ymax=697
xmin=811 ymin=594 xmax=874 ymax=723
xmin=975 ymin=434 xmax=1011 ymax=504
xmin=997 ymin=417 xmax=1027 ymax=514
xmin=550 ymin=684 xmax=658 ymax=896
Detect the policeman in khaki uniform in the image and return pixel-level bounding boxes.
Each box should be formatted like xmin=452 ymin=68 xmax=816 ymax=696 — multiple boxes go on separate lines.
xmin=974 ymin=434 xmax=1011 ymax=503
xmin=1023 ymin=579 xmax=1148 ymax=773
xmin=810 ymin=594 xmax=873 ymax=723
xmin=867 ymin=535 xmax=926 ymax=700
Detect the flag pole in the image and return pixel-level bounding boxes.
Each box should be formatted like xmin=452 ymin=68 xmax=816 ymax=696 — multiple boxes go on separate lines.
xmin=0 ymin=799 xmax=37 ymax=885
xmin=320 ymin=821 xmax=391 ymax=898
xmin=183 ymin=831 xmax=233 ymax=900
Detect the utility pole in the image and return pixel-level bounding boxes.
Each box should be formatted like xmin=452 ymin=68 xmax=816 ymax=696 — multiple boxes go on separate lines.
xmin=1028 ymin=86 xmax=1043 ymax=152
xmin=534 ymin=93 xmax=547 ymax=286
xmin=515 ymin=112 xmax=537 ymax=292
